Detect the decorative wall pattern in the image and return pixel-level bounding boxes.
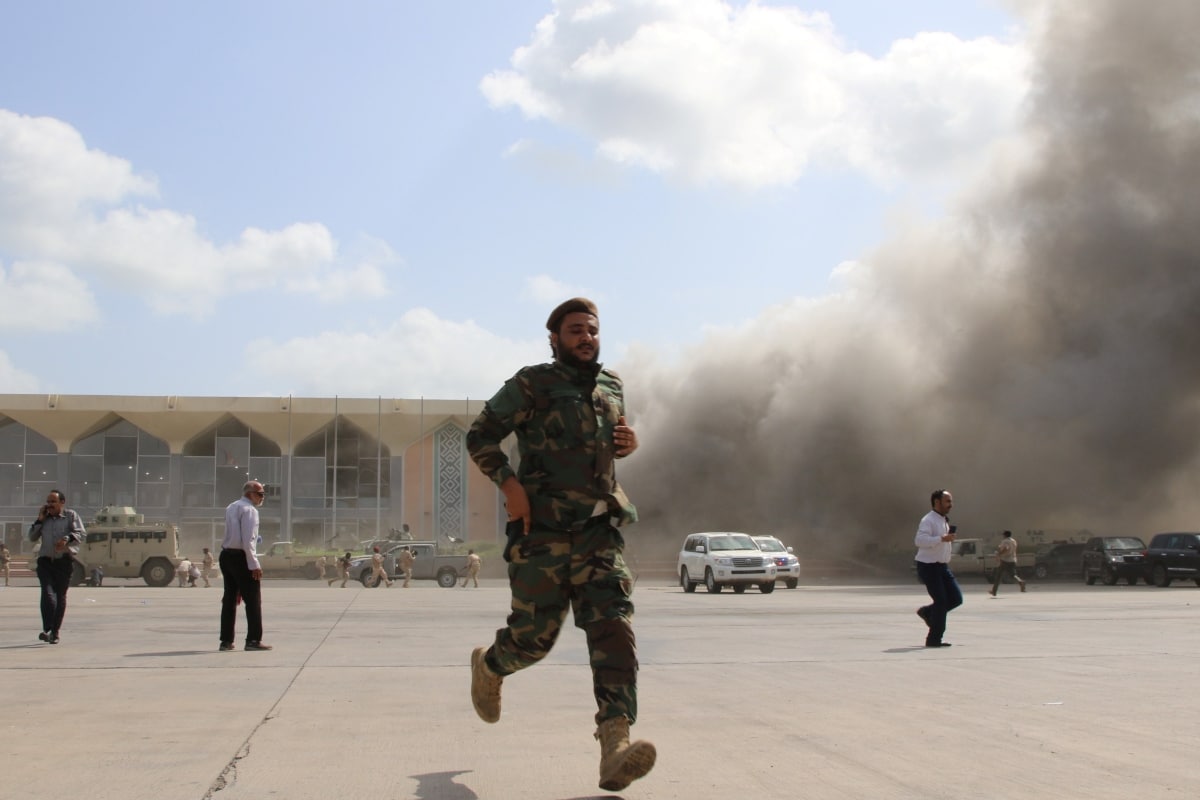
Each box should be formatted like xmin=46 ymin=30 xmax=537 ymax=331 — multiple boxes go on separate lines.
xmin=433 ymin=423 xmax=466 ymax=542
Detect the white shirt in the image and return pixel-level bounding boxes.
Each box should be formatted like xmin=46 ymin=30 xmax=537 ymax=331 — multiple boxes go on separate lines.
xmin=222 ymin=496 xmax=262 ymax=571
xmin=914 ymin=510 xmax=951 ymax=563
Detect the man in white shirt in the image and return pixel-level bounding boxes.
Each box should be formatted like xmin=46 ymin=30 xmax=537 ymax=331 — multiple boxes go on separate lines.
xmin=219 ymin=481 xmax=272 ymax=651
xmin=913 ymin=489 xmax=963 ymax=648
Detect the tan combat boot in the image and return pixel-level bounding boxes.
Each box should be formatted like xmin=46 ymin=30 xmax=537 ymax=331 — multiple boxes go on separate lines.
xmin=470 ymin=646 xmax=503 ymax=723
xmin=595 ymin=716 xmax=656 ymax=791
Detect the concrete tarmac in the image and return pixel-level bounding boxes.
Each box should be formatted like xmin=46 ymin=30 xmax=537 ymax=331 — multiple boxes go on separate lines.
xmin=1 ymin=575 xmax=1198 ymax=800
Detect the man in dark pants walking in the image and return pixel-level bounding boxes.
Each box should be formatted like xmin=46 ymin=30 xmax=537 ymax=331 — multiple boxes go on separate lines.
xmin=29 ymin=490 xmax=85 ymax=644
xmin=219 ymin=480 xmax=272 ymax=651
xmin=914 ymin=488 xmax=963 ymax=648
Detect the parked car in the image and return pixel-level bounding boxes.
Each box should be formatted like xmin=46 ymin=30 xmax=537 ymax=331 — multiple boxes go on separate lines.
xmin=1032 ymin=542 xmax=1086 ymax=580
xmin=677 ymin=532 xmax=777 ymax=594
xmin=1081 ymin=536 xmax=1147 ymax=585
xmin=751 ymin=535 xmax=800 ymax=589
xmin=1142 ymin=532 xmax=1200 ymax=587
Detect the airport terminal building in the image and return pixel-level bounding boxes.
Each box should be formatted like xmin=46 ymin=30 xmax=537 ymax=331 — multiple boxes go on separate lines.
xmin=0 ymin=394 xmax=503 ymax=557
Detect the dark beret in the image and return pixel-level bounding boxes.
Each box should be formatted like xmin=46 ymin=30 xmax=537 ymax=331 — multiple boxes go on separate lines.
xmin=545 ymin=297 xmax=599 ymax=332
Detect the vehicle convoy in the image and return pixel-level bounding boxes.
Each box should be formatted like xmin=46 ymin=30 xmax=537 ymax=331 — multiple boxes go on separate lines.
xmin=74 ymin=506 xmax=179 ymax=587
xmin=349 ymin=541 xmax=470 ymax=588
xmin=258 ymin=541 xmax=333 ymax=579
xmin=677 ymin=532 xmax=777 ymax=594
xmin=1081 ymin=536 xmax=1147 ymax=585
xmin=1142 ymin=532 xmax=1200 ymax=587
xmin=752 ymin=535 xmax=800 ymax=589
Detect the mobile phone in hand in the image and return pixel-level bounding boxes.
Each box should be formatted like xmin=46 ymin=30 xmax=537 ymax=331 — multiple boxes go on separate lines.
xmin=949 ymin=525 xmax=958 ymax=534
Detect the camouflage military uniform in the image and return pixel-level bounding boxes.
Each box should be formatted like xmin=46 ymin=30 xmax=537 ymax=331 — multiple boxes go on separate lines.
xmin=467 ymin=358 xmax=639 ymax=725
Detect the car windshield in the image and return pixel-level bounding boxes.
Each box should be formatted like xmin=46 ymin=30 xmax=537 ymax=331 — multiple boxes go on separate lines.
xmin=755 ymin=539 xmax=785 ymax=552
xmin=1105 ymin=538 xmax=1145 ymax=550
xmin=709 ymin=534 xmax=756 ymax=551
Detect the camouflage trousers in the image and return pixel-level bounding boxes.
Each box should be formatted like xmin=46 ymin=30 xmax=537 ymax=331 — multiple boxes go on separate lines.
xmin=486 ymin=517 xmax=638 ymax=725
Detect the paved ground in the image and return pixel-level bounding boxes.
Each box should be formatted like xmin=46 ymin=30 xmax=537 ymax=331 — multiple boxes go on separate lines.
xmin=2 ymin=574 xmax=1197 ymax=800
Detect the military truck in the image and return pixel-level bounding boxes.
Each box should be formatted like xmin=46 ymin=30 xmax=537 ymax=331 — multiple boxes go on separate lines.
xmin=257 ymin=541 xmax=332 ymax=579
xmin=348 ymin=541 xmax=470 ymax=588
xmin=74 ymin=506 xmax=179 ymax=587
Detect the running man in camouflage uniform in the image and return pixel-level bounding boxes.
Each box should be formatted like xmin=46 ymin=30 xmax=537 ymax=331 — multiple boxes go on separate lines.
xmin=466 ymin=297 xmax=655 ymax=792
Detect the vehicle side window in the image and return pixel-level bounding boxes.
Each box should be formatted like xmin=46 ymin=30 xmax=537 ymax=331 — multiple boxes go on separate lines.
xmin=684 ymin=537 xmax=696 ymax=552
xmin=959 ymin=542 xmax=975 ymax=556
xmin=86 ymin=532 xmax=109 ymax=544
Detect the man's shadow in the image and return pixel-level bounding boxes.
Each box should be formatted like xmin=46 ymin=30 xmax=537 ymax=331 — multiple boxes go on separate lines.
xmin=409 ymin=771 xmax=622 ymax=800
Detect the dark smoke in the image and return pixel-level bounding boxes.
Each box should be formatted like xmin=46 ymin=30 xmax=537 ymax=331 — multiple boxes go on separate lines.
xmin=620 ymin=0 xmax=1200 ymax=561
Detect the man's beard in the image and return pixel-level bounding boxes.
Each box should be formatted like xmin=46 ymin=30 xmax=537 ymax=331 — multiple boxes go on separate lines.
xmin=559 ymin=342 xmax=600 ymax=372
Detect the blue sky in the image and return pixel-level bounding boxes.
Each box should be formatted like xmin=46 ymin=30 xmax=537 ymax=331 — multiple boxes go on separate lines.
xmin=0 ymin=0 xmax=1027 ymax=400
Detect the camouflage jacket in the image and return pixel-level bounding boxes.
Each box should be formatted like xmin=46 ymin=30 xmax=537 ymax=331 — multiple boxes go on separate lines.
xmin=467 ymin=360 xmax=637 ymax=530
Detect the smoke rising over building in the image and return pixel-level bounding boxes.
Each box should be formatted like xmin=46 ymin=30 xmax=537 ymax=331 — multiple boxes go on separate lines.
xmin=622 ymin=0 xmax=1200 ymax=555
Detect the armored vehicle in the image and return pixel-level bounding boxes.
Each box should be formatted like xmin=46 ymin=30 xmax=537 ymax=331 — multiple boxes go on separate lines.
xmin=74 ymin=506 xmax=179 ymax=587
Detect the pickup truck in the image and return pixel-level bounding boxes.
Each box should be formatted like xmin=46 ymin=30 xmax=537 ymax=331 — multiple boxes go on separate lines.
xmin=257 ymin=542 xmax=332 ymax=580
xmin=950 ymin=538 xmax=1035 ymax=582
xmin=349 ymin=541 xmax=470 ymax=588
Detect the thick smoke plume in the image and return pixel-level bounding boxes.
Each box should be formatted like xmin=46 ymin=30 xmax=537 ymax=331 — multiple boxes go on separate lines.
xmin=621 ymin=0 xmax=1200 ymax=561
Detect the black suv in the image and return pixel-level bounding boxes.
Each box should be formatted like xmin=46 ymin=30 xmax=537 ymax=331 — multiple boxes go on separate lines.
xmin=1081 ymin=536 xmax=1147 ymax=585
xmin=1032 ymin=542 xmax=1086 ymax=580
xmin=1143 ymin=532 xmax=1200 ymax=587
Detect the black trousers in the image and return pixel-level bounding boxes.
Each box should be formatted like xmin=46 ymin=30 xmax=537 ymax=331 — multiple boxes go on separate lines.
xmin=219 ymin=549 xmax=263 ymax=644
xmin=36 ymin=556 xmax=73 ymax=634
xmin=916 ymin=561 xmax=962 ymax=645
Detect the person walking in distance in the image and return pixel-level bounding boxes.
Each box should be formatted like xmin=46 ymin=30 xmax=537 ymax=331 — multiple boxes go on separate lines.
xmin=0 ymin=542 xmax=10 ymax=587
xmin=466 ymin=297 xmax=655 ymax=792
xmin=398 ymin=546 xmax=415 ymax=588
xmin=460 ymin=549 xmax=482 ymax=588
xmin=370 ymin=546 xmax=393 ymax=587
xmin=29 ymin=490 xmax=85 ymax=644
xmin=990 ymin=530 xmax=1026 ymax=596
xmin=330 ymin=551 xmax=352 ymax=587
xmin=201 ymin=547 xmax=214 ymax=587
xmin=219 ymin=481 xmax=272 ymax=651
xmin=914 ymin=489 xmax=963 ymax=648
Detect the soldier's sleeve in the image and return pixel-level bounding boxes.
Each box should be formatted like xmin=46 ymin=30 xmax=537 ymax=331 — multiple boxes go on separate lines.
xmin=466 ymin=373 xmax=529 ymax=487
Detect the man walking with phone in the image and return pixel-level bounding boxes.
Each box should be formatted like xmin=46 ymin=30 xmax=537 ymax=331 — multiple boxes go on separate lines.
xmin=914 ymin=489 xmax=963 ymax=648
xmin=29 ymin=490 xmax=85 ymax=644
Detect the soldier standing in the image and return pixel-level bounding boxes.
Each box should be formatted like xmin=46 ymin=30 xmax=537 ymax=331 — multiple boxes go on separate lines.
xmin=0 ymin=542 xmax=10 ymax=587
xmin=466 ymin=297 xmax=654 ymax=792
xmin=398 ymin=546 xmax=415 ymax=587
xmin=201 ymin=547 xmax=214 ymax=587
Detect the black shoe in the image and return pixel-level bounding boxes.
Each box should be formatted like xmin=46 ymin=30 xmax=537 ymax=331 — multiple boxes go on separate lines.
xmin=219 ymin=642 xmax=235 ymax=651
xmin=48 ymin=633 xmax=60 ymax=644
xmin=916 ymin=606 xmax=930 ymax=624
xmin=38 ymin=631 xmax=49 ymax=642
xmin=245 ymin=641 xmax=273 ymax=651
xmin=925 ymin=641 xmax=952 ymax=648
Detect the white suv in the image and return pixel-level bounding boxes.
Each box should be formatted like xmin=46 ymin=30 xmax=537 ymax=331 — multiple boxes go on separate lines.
xmin=752 ymin=535 xmax=800 ymax=589
xmin=678 ymin=532 xmax=777 ymax=594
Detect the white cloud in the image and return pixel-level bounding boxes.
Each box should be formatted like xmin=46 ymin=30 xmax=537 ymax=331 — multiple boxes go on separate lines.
xmin=481 ymin=0 xmax=1030 ymax=187
xmin=522 ymin=274 xmax=600 ymax=305
xmin=0 ymin=259 xmax=100 ymax=330
xmin=0 ymin=349 xmax=40 ymax=392
xmin=247 ymin=307 xmax=547 ymax=399
xmin=0 ymin=109 xmax=391 ymax=321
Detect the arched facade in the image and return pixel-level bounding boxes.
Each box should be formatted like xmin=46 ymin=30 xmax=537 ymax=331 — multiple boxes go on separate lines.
xmin=0 ymin=394 xmax=502 ymax=557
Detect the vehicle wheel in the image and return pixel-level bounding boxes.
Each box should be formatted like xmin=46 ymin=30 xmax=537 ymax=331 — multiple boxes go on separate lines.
xmin=304 ymin=562 xmax=321 ymax=580
xmin=70 ymin=560 xmax=86 ymax=587
xmin=1083 ymin=566 xmax=1096 ymax=585
xmin=437 ymin=568 xmax=458 ymax=588
xmin=733 ymin=584 xmax=747 ymax=594
xmin=704 ymin=568 xmax=721 ymax=594
xmin=785 ymin=579 xmax=798 ymax=589
xmin=1034 ymin=564 xmax=1049 ymax=580
xmin=1102 ymin=567 xmax=1118 ymax=586
xmin=759 ymin=582 xmax=775 ymax=594
xmin=1152 ymin=563 xmax=1171 ymax=587
xmin=680 ymin=567 xmax=696 ymax=593
xmin=361 ymin=572 xmax=378 ymax=588
xmin=141 ymin=558 xmax=174 ymax=587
